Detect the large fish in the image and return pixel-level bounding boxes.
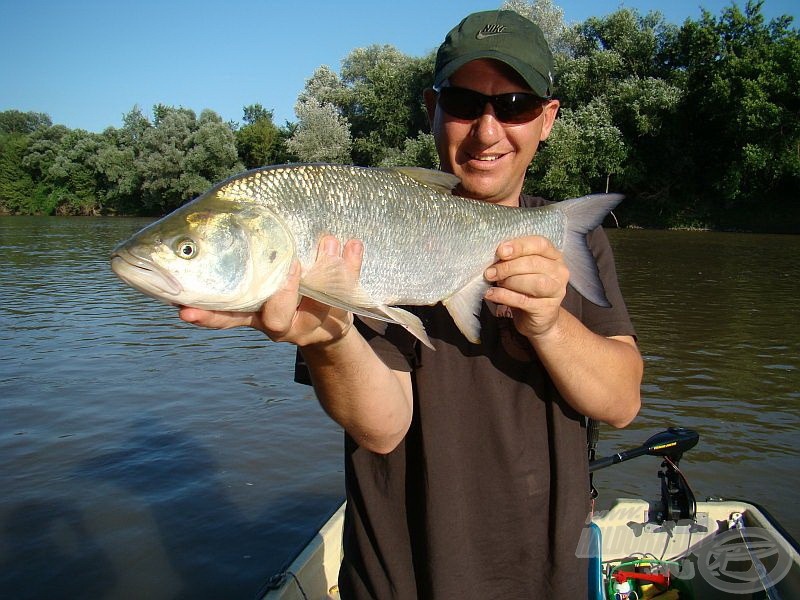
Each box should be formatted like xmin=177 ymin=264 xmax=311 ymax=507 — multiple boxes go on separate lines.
xmin=111 ymin=164 xmax=622 ymax=348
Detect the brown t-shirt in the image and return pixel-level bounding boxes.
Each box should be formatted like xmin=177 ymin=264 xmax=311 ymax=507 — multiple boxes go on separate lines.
xmin=298 ymin=196 xmax=636 ymax=599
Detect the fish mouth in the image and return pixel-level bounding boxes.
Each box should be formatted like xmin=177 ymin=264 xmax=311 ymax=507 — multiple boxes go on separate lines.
xmin=110 ymin=248 xmax=183 ymax=297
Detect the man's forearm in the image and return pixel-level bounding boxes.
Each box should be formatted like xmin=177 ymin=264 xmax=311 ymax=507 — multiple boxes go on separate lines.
xmin=531 ymin=307 xmax=642 ymax=428
xmin=300 ymin=327 xmax=413 ymax=454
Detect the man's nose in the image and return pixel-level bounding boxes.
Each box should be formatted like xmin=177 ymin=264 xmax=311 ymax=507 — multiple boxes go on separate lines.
xmin=471 ymin=103 xmax=503 ymax=141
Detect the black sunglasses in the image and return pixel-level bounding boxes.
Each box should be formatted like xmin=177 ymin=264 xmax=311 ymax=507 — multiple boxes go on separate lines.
xmin=435 ymin=86 xmax=549 ymax=124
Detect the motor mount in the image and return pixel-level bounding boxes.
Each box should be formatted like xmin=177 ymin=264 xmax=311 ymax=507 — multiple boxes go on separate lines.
xmin=589 ymin=427 xmax=699 ymax=523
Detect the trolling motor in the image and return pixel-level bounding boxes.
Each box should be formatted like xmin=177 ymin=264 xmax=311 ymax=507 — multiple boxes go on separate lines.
xmin=589 ymin=427 xmax=699 ymax=523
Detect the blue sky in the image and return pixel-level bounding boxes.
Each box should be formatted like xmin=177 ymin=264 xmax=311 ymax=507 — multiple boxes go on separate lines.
xmin=1 ymin=0 xmax=796 ymax=132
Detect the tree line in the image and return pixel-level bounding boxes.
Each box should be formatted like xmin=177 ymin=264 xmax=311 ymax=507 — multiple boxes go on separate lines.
xmin=0 ymin=0 xmax=797 ymax=232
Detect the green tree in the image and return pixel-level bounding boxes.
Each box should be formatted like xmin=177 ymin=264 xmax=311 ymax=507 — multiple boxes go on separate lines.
xmin=502 ymin=0 xmax=578 ymax=57
xmin=184 ymin=109 xmax=242 ymax=193
xmin=287 ymin=97 xmax=352 ymax=163
xmin=552 ymin=8 xmax=687 ymax=224
xmin=379 ymin=133 xmax=439 ymax=169
xmin=0 ymin=131 xmax=36 ymax=213
xmin=528 ymin=101 xmax=628 ymax=200
xmin=299 ymin=65 xmax=348 ymax=107
xmin=133 ymin=106 xmax=242 ymax=213
xmin=0 ymin=110 xmax=52 ymax=135
xmin=0 ymin=110 xmax=56 ymax=214
xmin=136 ymin=105 xmax=195 ymax=211
xmin=44 ymin=128 xmax=108 ymax=215
xmin=574 ymin=8 xmax=670 ymax=78
xmin=94 ymin=109 xmax=148 ymax=214
xmin=338 ymin=45 xmax=434 ymax=165
xmin=669 ymin=0 xmax=800 ymax=230
xmin=242 ymin=104 xmax=271 ymax=125
xmin=235 ymin=104 xmax=283 ymax=168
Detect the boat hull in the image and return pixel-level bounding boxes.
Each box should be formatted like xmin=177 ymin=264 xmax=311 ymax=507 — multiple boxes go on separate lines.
xmin=261 ymin=499 xmax=799 ymax=599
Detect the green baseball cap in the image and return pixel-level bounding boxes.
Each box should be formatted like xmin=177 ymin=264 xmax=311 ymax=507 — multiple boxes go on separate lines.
xmin=434 ymin=10 xmax=554 ymax=98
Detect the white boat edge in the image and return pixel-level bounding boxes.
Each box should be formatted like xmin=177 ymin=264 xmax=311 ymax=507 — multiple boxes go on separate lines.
xmin=261 ymin=502 xmax=345 ymax=600
xmin=260 ymin=498 xmax=800 ymax=600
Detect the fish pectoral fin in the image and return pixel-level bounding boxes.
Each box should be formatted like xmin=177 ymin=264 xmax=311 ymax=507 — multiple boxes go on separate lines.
xmin=387 ymin=167 xmax=461 ymax=194
xmin=299 ymin=284 xmax=370 ymax=314
xmin=300 ymin=285 xmax=434 ymax=351
xmin=300 ymin=251 xmax=378 ymax=308
xmin=299 ymin=257 xmax=434 ymax=349
xmin=442 ymin=275 xmax=491 ymax=344
xmin=355 ymin=315 xmax=389 ymax=337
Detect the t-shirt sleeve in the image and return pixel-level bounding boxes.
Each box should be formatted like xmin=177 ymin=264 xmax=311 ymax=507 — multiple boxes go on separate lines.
xmin=293 ymin=317 xmax=417 ymax=386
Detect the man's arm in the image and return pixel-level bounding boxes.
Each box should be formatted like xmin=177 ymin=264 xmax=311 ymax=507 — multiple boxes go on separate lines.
xmin=484 ymin=236 xmax=642 ymax=427
xmin=300 ymin=326 xmax=413 ymax=454
xmin=528 ymin=320 xmax=641 ymax=428
xmin=180 ymin=236 xmax=413 ymax=454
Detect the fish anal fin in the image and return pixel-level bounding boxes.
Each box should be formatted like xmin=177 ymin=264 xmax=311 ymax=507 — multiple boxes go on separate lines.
xmin=442 ymin=275 xmax=491 ymax=344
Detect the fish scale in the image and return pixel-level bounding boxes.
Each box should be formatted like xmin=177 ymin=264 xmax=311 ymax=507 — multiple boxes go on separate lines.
xmin=220 ymin=164 xmax=565 ymax=304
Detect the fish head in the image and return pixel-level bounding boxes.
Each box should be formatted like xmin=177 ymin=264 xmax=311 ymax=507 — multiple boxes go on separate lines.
xmin=110 ymin=196 xmax=295 ymax=311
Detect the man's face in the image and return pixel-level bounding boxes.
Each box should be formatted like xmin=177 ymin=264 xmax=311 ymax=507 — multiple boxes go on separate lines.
xmin=425 ymin=58 xmax=560 ymax=207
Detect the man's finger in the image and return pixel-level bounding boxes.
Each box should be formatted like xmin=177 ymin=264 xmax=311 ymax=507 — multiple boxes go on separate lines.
xmin=496 ymin=235 xmax=559 ymax=261
xmin=485 ymin=254 xmax=558 ymax=282
xmin=342 ymin=239 xmax=364 ymax=272
xmin=179 ymin=307 xmax=256 ymax=329
xmin=317 ymin=235 xmax=341 ymax=259
xmin=260 ymin=260 xmax=302 ymax=333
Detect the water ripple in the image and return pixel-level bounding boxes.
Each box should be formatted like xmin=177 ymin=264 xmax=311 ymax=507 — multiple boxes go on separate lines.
xmin=1 ymin=220 xmax=797 ymax=598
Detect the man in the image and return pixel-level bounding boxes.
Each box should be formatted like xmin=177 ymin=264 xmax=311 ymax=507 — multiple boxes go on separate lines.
xmin=181 ymin=10 xmax=642 ymax=598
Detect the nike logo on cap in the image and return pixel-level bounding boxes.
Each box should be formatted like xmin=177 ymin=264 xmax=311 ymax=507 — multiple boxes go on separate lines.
xmin=476 ymin=24 xmax=509 ymax=40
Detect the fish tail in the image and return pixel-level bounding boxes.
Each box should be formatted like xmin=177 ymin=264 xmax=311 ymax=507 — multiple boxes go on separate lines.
xmin=559 ymin=193 xmax=623 ymax=307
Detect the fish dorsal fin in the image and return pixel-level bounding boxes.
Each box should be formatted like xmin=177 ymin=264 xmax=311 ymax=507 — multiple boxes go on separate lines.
xmin=388 ymin=167 xmax=460 ymax=194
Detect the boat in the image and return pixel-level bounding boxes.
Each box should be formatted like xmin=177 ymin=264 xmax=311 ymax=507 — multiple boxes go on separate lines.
xmin=259 ymin=501 xmax=344 ymax=600
xmin=259 ymin=428 xmax=800 ymax=599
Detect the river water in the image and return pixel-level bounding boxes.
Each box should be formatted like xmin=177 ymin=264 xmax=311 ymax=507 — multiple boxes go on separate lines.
xmin=0 ymin=217 xmax=797 ymax=599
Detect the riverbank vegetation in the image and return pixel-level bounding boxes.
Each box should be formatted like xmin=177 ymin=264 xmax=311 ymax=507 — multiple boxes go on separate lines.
xmin=1 ymin=1 xmax=797 ymax=232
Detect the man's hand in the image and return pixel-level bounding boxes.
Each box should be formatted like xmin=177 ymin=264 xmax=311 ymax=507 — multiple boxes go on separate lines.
xmin=483 ymin=235 xmax=569 ymax=339
xmin=179 ymin=236 xmax=364 ymax=348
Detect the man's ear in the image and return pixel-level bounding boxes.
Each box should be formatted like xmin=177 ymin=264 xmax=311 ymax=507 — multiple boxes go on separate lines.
xmin=539 ymin=99 xmax=560 ymax=142
xmin=423 ymin=88 xmax=438 ymax=127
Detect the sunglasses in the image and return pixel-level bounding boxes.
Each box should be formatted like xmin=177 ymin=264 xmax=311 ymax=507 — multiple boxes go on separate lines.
xmin=435 ymin=86 xmax=549 ymax=124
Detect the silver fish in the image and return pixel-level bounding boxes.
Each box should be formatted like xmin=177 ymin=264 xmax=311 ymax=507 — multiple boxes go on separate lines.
xmin=110 ymin=164 xmax=622 ymax=348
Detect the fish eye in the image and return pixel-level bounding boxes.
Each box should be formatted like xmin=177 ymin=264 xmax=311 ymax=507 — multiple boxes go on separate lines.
xmin=176 ymin=239 xmax=197 ymax=259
